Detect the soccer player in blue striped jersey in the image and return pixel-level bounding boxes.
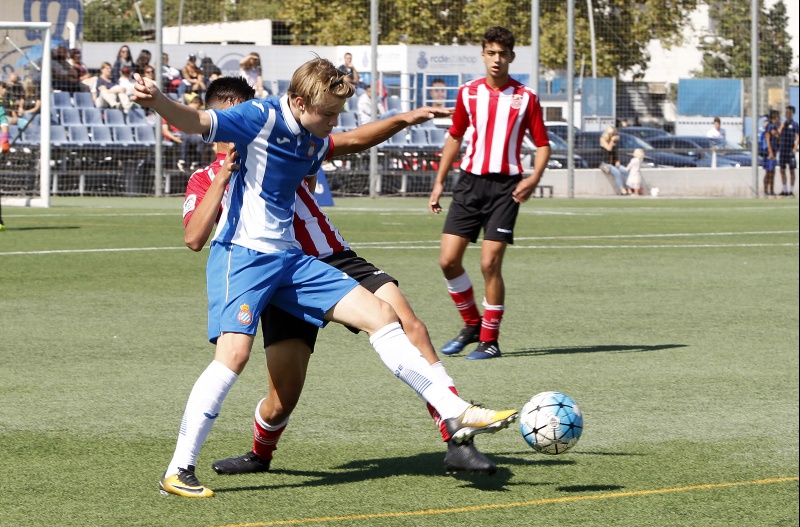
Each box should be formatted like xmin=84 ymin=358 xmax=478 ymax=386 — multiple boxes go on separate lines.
xmin=133 ymin=58 xmax=519 ymax=498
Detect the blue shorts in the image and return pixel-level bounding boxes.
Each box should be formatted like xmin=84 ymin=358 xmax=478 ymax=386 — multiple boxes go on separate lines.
xmin=778 ymin=151 xmax=796 ymax=170
xmin=764 ymin=158 xmax=777 ymax=171
xmin=206 ymin=243 xmax=359 ymax=343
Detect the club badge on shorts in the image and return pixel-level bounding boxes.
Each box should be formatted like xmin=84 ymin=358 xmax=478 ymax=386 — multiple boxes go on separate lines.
xmin=237 ymin=303 xmax=253 ymax=325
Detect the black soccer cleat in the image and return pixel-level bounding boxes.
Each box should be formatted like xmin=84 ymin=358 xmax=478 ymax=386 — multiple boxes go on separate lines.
xmin=212 ymin=451 xmax=271 ymax=475
xmin=444 ymin=439 xmax=497 ymax=475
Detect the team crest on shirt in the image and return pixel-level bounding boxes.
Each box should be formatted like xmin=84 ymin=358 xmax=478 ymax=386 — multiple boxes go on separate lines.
xmin=237 ymin=304 xmax=253 ymax=325
xmin=510 ymin=94 xmax=523 ymax=109
xmin=306 ymin=143 xmax=317 ymax=157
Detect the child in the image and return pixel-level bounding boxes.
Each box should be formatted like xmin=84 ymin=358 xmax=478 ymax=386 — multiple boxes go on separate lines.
xmin=626 ymin=148 xmax=645 ymax=195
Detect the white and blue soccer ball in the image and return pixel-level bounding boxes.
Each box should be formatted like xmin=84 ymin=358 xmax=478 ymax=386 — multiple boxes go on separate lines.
xmin=519 ymin=391 xmax=583 ymax=455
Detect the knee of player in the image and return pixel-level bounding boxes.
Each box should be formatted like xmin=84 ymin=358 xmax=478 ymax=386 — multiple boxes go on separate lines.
xmin=373 ymin=298 xmax=401 ymax=327
xmin=400 ymin=314 xmax=428 ymax=340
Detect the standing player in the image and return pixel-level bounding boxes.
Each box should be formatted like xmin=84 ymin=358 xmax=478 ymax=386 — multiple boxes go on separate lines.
xmin=133 ymin=63 xmax=518 ymax=499
xmin=777 ymin=106 xmax=798 ymax=197
xmin=764 ymin=110 xmax=781 ymax=198
xmin=428 ymin=26 xmax=550 ymax=360
xmin=182 ymin=78 xmax=498 ymax=480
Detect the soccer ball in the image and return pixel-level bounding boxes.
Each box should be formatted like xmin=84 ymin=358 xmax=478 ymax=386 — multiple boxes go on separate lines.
xmin=519 ymin=391 xmax=583 ymax=455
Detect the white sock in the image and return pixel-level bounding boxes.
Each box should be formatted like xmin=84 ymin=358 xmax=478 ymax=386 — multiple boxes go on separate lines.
xmin=255 ymin=400 xmax=290 ymax=431
xmin=429 ymin=361 xmax=455 ymax=389
xmin=445 ymin=272 xmax=473 ymax=294
xmin=166 ymin=360 xmax=238 ymax=476
xmin=369 ymin=323 xmax=469 ymax=420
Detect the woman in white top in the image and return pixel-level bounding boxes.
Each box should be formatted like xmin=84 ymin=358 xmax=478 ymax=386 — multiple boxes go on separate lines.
xmin=239 ymin=52 xmax=266 ymax=98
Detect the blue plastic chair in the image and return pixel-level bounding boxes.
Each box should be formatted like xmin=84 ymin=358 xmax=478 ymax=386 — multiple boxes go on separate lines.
xmin=60 ymin=108 xmax=83 ymax=126
xmin=90 ymin=126 xmax=113 ymax=145
xmin=73 ymin=91 xmax=95 ymax=109
xmin=104 ymin=109 xmax=126 ymax=126
xmin=81 ymin=108 xmax=104 ymax=126
xmin=110 ymin=126 xmax=136 ymax=145
xmin=67 ymin=125 xmax=92 ymax=146
xmin=51 ymin=91 xmax=72 ymax=109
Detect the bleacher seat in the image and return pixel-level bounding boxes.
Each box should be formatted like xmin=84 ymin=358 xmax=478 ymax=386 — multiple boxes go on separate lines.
xmin=7 ymin=125 xmax=20 ymax=143
xmin=81 ymin=108 xmax=104 ymax=126
xmin=385 ymin=95 xmax=401 ymax=112
xmin=385 ymin=130 xmax=407 ymax=146
xmin=427 ymin=128 xmax=446 ymax=145
xmin=110 ymin=126 xmax=136 ymax=145
xmin=67 ymin=125 xmax=91 ymax=145
xmin=60 ymin=108 xmax=83 ymax=126
xmin=104 ymin=109 xmax=126 ymax=126
xmin=51 ymin=92 xmax=72 ymax=109
xmin=346 ymin=97 xmax=358 ymax=112
xmin=21 ymin=126 xmax=41 ymax=144
xmin=73 ymin=92 xmax=95 ymax=109
xmin=338 ymin=112 xmax=358 ymax=129
xmin=50 ymin=108 xmax=60 ymax=125
xmin=276 ymin=79 xmax=290 ymax=96
xmin=408 ymin=128 xmax=429 ymax=148
xmin=50 ymin=125 xmax=69 ymax=146
xmin=134 ymin=125 xmax=156 ymax=145
xmin=90 ymin=126 xmax=113 ymax=146
xmin=126 ymin=108 xmax=148 ymax=126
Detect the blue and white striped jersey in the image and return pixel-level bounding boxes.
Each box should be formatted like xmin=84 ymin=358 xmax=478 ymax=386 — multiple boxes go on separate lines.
xmin=204 ymin=95 xmax=331 ymax=253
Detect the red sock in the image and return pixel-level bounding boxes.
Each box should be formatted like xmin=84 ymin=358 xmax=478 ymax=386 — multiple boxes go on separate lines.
xmin=427 ymin=386 xmax=459 ymax=442
xmin=252 ymin=417 xmax=287 ymax=460
xmin=448 ymin=287 xmax=481 ymax=327
xmin=480 ymin=304 xmax=504 ymax=343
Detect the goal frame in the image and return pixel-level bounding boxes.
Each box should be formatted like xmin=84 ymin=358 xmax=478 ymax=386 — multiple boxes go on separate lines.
xmin=1 ymin=21 xmax=52 ymax=208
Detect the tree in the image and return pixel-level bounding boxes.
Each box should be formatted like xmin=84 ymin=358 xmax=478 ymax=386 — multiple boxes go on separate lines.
xmin=83 ymin=0 xmax=142 ymax=42
xmin=696 ymin=0 xmax=793 ymax=78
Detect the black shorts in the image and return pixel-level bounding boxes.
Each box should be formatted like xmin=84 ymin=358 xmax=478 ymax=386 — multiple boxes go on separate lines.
xmin=443 ymin=170 xmax=522 ymax=243
xmin=778 ymin=151 xmax=796 ymax=169
xmin=261 ymin=250 xmax=398 ymax=350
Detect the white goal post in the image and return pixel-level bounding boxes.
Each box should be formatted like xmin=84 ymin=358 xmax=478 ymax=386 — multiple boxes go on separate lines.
xmin=0 ymin=21 xmax=52 ymax=208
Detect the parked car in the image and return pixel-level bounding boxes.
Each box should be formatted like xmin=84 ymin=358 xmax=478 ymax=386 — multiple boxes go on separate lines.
xmin=643 ymin=136 xmax=759 ymax=167
xmin=573 ymin=131 xmax=696 ymax=168
xmin=545 ymin=121 xmax=580 ymax=140
xmin=522 ymin=132 xmax=589 ymax=170
xmin=619 ymin=126 xmax=671 ymax=141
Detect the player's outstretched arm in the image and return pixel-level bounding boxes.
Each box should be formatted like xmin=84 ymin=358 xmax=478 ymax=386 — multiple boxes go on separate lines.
xmin=131 ymin=73 xmax=211 ymax=135
xmin=184 ymin=147 xmax=239 ymax=251
xmin=331 ymin=106 xmax=453 ymax=157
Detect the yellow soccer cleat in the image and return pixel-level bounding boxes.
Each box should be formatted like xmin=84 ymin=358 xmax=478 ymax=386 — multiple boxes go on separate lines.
xmin=445 ymin=405 xmax=518 ymax=444
xmin=159 ymin=466 xmax=215 ymax=498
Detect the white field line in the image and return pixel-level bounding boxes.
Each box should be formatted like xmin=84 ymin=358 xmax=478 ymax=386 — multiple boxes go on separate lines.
xmin=1 ymin=231 xmax=796 ymax=256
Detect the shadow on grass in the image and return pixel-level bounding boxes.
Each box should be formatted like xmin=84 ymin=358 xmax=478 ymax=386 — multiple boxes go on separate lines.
xmin=0 ymin=225 xmax=81 ymax=231
xmin=214 ymin=450 xmax=523 ymax=494
xmin=505 ymin=343 xmax=688 ymax=358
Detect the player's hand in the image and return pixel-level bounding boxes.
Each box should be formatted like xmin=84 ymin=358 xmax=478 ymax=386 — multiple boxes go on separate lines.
xmin=409 ymin=106 xmax=454 ymax=125
xmin=429 ymin=184 xmax=444 ymax=214
xmin=131 ymin=72 xmax=160 ymax=108
xmin=512 ymin=181 xmax=535 ymax=203
xmin=218 ymin=146 xmax=239 ymax=184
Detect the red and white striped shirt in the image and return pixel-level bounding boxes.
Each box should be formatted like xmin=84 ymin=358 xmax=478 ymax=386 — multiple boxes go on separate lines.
xmin=449 ymin=77 xmax=549 ymax=176
xmin=183 ymin=153 xmax=347 ymax=259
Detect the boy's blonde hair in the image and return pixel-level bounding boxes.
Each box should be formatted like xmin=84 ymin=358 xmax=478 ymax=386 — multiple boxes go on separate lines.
xmin=288 ymin=56 xmax=355 ymax=108
xmin=633 ymin=148 xmax=645 ymax=160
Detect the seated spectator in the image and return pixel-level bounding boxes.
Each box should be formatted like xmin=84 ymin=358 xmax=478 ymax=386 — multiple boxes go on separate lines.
xmin=0 ymin=82 xmax=18 ymax=125
xmin=357 ymin=84 xmax=383 ymax=125
xmin=429 ymin=78 xmax=447 ymax=108
xmin=200 ymin=57 xmax=222 ymax=84
xmin=69 ymin=48 xmax=94 ymax=87
xmin=6 ymin=72 xmax=24 ymax=103
xmin=134 ymin=49 xmax=152 ymax=77
xmin=112 ymin=45 xmax=133 ymax=83
xmin=52 ymin=44 xmax=88 ymax=93
xmin=239 ymin=52 xmax=267 ymax=98
xmin=167 ymin=94 xmax=207 ymax=173
xmin=95 ymin=62 xmax=133 ymax=113
xmin=161 ymin=53 xmax=185 ymax=101
xmin=16 ymin=77 xmax=41 ymax=128
xmin=181 ymin=54 xmax=206 ymax=101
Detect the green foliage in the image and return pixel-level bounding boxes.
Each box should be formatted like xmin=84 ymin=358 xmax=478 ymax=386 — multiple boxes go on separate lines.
xmin=82 ymin=0 xmax=143 ymax=42
xmin=696 ymin=0 xmax=793 ymax=78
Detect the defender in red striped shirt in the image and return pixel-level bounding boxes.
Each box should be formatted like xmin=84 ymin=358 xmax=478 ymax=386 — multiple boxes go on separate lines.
xmin=429 ymin=26 xmax=551 ymax=360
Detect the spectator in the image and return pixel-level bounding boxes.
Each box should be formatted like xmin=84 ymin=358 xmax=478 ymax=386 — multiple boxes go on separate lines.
xmin=117 ymin=65 xmax=136 ymax=100
xmin=429 ymin=77 xmax=447 ymax=108
xmin=238 ymin=52 xmax=267 ymax=98
xmin=161 ymin=53 xmax=185 ymax=100
xmin=599 ymin=125 xmax=631 ymax=195
xmin=338 ymin=52 xmax=360 ymax=87
xmin=69 ymin=48 xmax=93 ymax=85
xmin=357 ymin=84 xmax=383 ymax=125
xmin=706 ymin=116 xmax=726 ymax=147
xmin=111 ymin=45 xmax=134 ymax=84
xmin=181 ymin=54 xmax=206 ymax=101
xmin=134 ymin=49 xmax=152 ymax=78
xmin=777 ymin=106 xmax=798 ymax=197
xmin=5 ymin=72 xmax=24 ymax=103
xmin=173 ymin=94 xmax=207 ymax=173
xmin=94 ymin=62 xmax=133 ymax=113
xmin=200 ymin=57 xmax=221 ymax=84
xmin=16 ymin=77 xmax=40 ymax=128
xmin=52 ymin=44 xmax=88 ymax=93
xmin=625 ymin=148 xmax=645 ymax=195
xmin=0 ymin=82 xmax=18 ymax=125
